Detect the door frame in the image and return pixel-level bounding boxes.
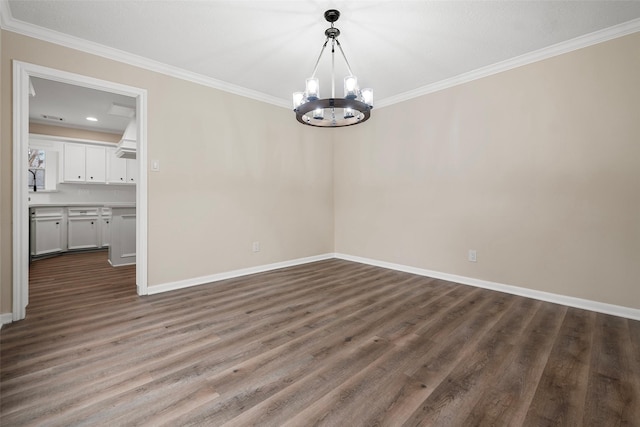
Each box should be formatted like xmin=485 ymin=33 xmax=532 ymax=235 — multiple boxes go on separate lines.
xmin=12 ymin=61 xmax=148 ymax=321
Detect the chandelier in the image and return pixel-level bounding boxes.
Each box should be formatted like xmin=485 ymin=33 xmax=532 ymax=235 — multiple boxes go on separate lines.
xmin=292 ymin=9 xmax=373 ymax=128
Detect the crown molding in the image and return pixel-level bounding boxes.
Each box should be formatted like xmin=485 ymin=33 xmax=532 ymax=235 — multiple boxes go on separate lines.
xmin=376 ymin=17 xmax=640 ymax=109
xmin=0 ymin=1 xmax=290 ymax=109
xmin=2 ymin=1 xmax=639 ymax=110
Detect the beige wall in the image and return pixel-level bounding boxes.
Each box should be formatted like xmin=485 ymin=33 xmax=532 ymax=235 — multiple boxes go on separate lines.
xmin=1 ymin=31 xmax=334 ymax=313
xmin=29 ymin=123 xmax=120 ymax=143
xmin=334 ymin=32 xmax=640 ymax=309
xmin=2 ymin=29 xmax=638 ymax=316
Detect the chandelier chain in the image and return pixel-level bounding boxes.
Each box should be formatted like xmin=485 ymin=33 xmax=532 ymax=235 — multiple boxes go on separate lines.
xmin=311 ymin=38 xmax=330 ymax=79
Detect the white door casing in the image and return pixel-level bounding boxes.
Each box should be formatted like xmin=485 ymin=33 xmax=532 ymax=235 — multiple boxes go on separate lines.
xmin=12 ymin=61 xmax=148 ymax=321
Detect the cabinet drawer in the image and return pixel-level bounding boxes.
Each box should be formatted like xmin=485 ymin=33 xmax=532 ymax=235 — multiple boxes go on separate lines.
xmin=67 ymin=207 xmax=100 ymax=217
xmin=32 ymin=207 xmax=64 ymax=218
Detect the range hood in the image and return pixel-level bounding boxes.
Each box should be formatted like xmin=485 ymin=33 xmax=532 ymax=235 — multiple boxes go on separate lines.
xmin=116 ymin=118 xmax=136 ymax=159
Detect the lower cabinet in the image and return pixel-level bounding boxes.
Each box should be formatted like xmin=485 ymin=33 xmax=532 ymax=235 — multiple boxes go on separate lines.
xmin=31 ymin=206 xmax=115 ymax=257
xmin=30 ymin=208 xmax=65 ymax=256
xmin=67 ymin=216 xmax=100 ymax=250
xmin=101 ymin=208 xmax=112 ymax=247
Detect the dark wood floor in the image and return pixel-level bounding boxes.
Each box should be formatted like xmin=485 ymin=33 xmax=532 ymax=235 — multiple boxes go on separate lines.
xmin=1 ymin=251 xmax=639 ymax=426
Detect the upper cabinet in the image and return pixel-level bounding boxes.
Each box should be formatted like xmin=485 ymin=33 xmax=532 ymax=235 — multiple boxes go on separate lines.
xmin=32 ymin=136 xmax=137 ymax=187
xmin=106 ymin=147 xmax=127 ymax=183
xmin=62 ymin=143 xmax=86 ymax=182
xmin=126 ymin=157 xmax=137 ymax=184
xmin=85 ymin=146 xmax=107 ymax=182
xmin=63 ymin=143 xmax=106 ymax=183
xmin=106 ymin=147 xmax=136 ymax=184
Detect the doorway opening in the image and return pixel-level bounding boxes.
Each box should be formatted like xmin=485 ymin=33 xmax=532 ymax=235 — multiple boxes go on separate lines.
xmin=12 ymin=61 xmax=148 ymax=321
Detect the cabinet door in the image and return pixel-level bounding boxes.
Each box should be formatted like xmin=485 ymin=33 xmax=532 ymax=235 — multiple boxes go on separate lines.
xmin=68 ymin=217 xmax=100 ymax=250
xmin=85 ymin=146 xmax=106 ymax=183
xmin=106 ymin=148 xmax=128 ymax=183
xmin=126 ymin=158 xmax=138 ymax=184
xmin=101 ymin=217 xmax=111 ymax=247
xmin=34 ymin=217 xmax=64 ymax=255
xmin=63 ymin=144 xmax=86 ymax=182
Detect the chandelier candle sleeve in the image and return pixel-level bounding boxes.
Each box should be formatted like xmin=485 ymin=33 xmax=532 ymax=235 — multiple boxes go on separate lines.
xmin=305 ymin=78 xmax=320 ymax=100
xmin=293 ymin=9 xmax=373 ymax=128
xmin=362 ymin=88 xmax=373 ymax=107
xmin=344 ymin=76 xmax=358 ymax=99
xmin=292 ymin=92 xmax=305 ymax=109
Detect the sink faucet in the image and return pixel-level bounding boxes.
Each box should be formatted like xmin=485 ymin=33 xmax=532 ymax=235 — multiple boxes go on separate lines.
xmin=29 ymin=169 xmax=37 ymax=192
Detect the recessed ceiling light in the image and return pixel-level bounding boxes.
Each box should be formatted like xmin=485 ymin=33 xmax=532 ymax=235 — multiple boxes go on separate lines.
xmin=86 ymin=117 xmax=98 ymax=122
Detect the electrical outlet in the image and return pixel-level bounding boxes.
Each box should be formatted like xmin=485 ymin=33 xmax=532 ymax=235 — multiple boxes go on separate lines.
xmin=252 ymin=241 xmax=260 ymax=252
xmin=468 ymin=249 xmax=477 ymax=262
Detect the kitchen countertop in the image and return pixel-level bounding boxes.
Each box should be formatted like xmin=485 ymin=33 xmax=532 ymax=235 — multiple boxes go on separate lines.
xmin=30 ymin=203 xmax=136 ymax=208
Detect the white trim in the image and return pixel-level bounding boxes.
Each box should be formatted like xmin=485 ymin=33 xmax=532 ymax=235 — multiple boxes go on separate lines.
xmin=147 ymin=253 xmax=335 ymax=295
xmin=12 ymin=61 xmax=29 ymax=321
xmin=335 ymin=253 xmax=640 ymax=321
xmin=376 ymin=18 xmax=640 ymax=108
xmin=12 ymin=61 xmax=148 ymax=321
xmin=0 ymin=7 xmax=289 ymax=109
xmin=1 ymin=313 xmax=14 ymax=326
xmin=108 ymin=261 xmax=136 ymax=268
xmin=135 ymin=91 xmax=148 ymax=295
xmin=29 ymin=133 xmax=118 ymax=147
xmin=1 ymin=1 xmax=638 ymax=110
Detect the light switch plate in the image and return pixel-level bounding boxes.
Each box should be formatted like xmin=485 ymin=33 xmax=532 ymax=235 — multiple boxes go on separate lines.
xmin=151 ymin=159 xmax=160 ymax=171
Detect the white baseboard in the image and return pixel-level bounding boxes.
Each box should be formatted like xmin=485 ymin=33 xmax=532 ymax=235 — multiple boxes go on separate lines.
xmin=140 ymin=251 xmax=640 ymax=321
xmin=6 ymin=252 xmax=638 ymax=323
xmin=335 ymin=253 xmax=640 ymax=321
xmin=1 ymin=312 xmax=13 ymax=327
xmin=147 ymin=253 xmax=335 ymax=295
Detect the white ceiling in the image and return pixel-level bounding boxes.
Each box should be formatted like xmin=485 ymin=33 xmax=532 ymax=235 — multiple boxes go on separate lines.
xmin=5 ymin=1 xmax=640 ymax=109
xmin=29 ymin=77 xmax=135 ymax=134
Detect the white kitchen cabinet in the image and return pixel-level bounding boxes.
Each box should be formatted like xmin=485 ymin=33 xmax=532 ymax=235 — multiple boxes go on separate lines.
xmin=109 ymin=206 xmax=136 ymax=266
xmin=100 ymin=217 xmax=111 ymax=247
xmin=63 ymin=143 xmax=106 ymax=183
xmin=30 ymin=208 xmax=65 ymax=256
xmin=63 ymin=144 xmax=86 ymax=182
xmin=106 ymin=148 xmax=137 ymax=184
xmin=106 ymin=148 xmax=127 ymax=183
xmin=85 ymin=146 xmax=106 ymax=183
xmin=100 ymin=208 xmax=112 ymax=247
xmin=126 ymin=158 xmax=138 ymax=184
xmin=67 ymin=208 xmax=100 ymax=250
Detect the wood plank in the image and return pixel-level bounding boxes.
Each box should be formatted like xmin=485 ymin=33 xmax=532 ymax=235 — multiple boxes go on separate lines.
xmin=1 ymin=251 xmax=637 ymax=425
xmin=581 ymin=313 xmax=640 ymax=426
xmin=521 ymin=307 xmax=594 ymax=426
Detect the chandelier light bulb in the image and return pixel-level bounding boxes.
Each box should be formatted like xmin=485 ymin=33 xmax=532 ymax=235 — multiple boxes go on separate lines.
xmin=293 ymin=92 xmax=304 ymax=110
xmin=361 ymin=88 xmax=374 ymax=107
xmin=344 ymin=76 xmax=358 ymax=99
xmin=292 ymin=92 xmax=305 ymax=109
xmin=305 ymin=78 xmax=320 ymax=100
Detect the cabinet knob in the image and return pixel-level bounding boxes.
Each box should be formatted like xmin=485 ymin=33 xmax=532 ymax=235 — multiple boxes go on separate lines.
xmin=90 ymin=176 xmax=93 ymax=179
xmin=55 ymin=222 xmax=59 ymax=225
xmin=120 ymin=177 xmax=124 ymax=181
xmin=91 ymin=221 xmax=94 ymax=225
xmin=78 ymin=175 xmax=81 ymax=178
